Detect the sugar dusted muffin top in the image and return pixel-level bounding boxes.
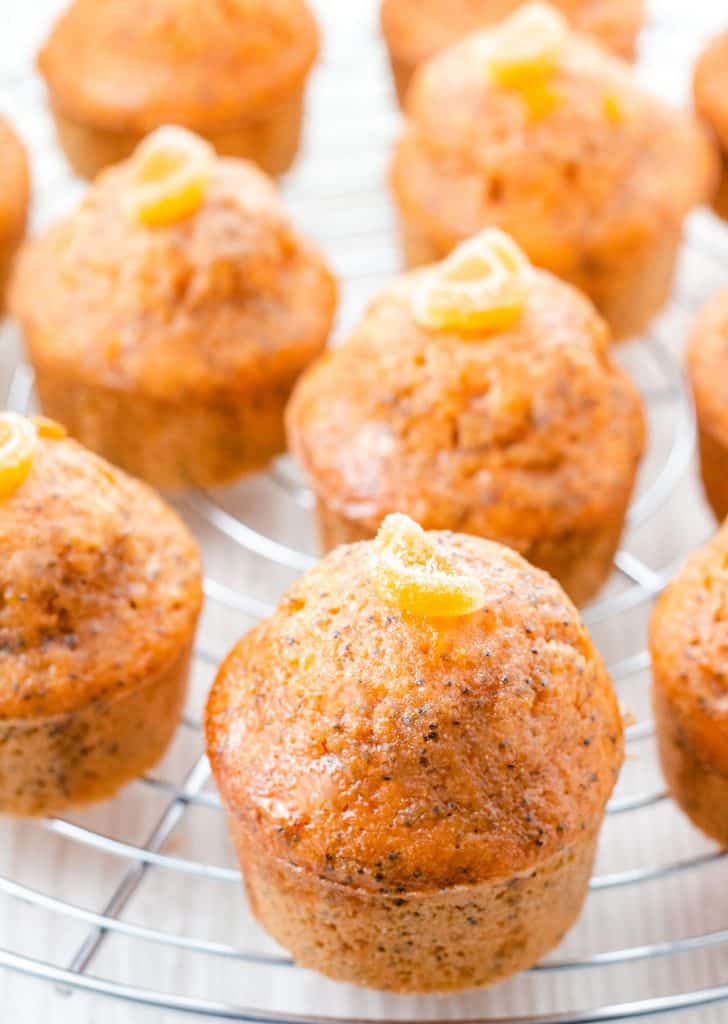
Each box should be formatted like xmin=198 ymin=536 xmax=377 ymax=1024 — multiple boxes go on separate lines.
xmin=288 ymin=264 xmax=645 ymax=549
xmin=38 ymin=0 xmax=319 ymax=132
xmin=392 ymin=20 xmax=715 ymax=268
xmin=0 ymin=427 xmax=202 ymax=719
xmin=11 ymin=149 xmax=336 ymax=400
xmin=207 ymin=530 xmax=623 ymax=892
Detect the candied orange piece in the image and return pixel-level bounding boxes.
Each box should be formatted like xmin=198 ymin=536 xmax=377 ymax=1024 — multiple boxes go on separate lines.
xmin=32 ymin=415 xmax=67 ymax=440
xmin=127 ymin=126 xmax=215 ymax=228
xmin=374 ymin=514 xmax=486 ymax=618
xmin=413 ymin=229 xmax=531 ymax=334
xmin=0 ymin=413 xmax=38 ymax=500
xmin=487 ymin=3 xmax=568 ymax=89
xmin=603 ymin=91 xmax=625 ymax=123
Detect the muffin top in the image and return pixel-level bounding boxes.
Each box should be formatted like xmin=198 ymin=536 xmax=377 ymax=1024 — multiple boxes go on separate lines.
xmin=686 ymin=287 xmax=728 ymax=446
xmin=0 ymin=417 xmax=202 ymax=719
xmin=207 ymin=523 xmax=623 ymax=892
xmin=38 ymin=0 xmax=318 ymax=131
xmin=392 ymin=9 xmax=714 ymax=264
xmin=381 ymin=0 xmax=643 ymax=66
xmin=11 ymin=132 xmax=337 ymax=399
xmin=0 ymin=117 xmax=30 ymax=245
xmin=694 ymin=30 xmax=728 ymax=149
xmin=288 ymin=245 xmax=645 ymax=548
xmin=650 ymin=522 xmax=728 ymax=772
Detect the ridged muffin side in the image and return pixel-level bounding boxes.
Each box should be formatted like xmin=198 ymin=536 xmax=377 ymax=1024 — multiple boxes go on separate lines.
xmin=0 ymin=118 xmax=30 ymax=314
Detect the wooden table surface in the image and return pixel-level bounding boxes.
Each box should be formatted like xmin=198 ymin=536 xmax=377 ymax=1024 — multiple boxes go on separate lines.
xmin=1 ymin=2 xmax=727 ymax=1021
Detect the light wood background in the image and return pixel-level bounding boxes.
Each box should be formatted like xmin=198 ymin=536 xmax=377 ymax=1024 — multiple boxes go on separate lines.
xmin=1 ymin=2 xmax=727 ymax=1022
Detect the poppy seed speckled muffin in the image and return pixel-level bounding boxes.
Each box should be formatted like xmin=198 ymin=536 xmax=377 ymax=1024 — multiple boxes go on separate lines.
xmin=650 ymin=522 xmax=728 ymax=848
xmin=0 ymin=117 xmax=30 ymax=315
xmin=694 ymin=29 xmax=728 ymax=219
xmin=390 ymin=4 xmax=716 ymax=339
xmin=206 ymin=516 xmax=624 ymax=992
xmin=381 ymin=0 xmax=644 ymax=105
xmin=686 ymin=287 xmax=728 ymax=522
xmin=0 ymin=413 xmax=202 ymax=816
xmin=37 ymin=0 xmax=319 ymax=178
xmin=11 ymin=129 xmax=337 ymax=491
xmin=287 ymin=231 xmax=646 ymax=607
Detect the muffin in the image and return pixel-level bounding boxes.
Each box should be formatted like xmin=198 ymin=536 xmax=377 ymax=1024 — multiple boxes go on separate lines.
xmin=11 ymin=128 xmax=337 ymax=491
xmin=650 ymin=522 xmax=728 ymax=848
xmin=37 ymin=0 xmax=319 ymax=179
xmin=0 ymin=117 xmax=30 ymax=315
xmin=0 ymin=412 xmax=202 ymax=816
xmin=207 ymin=514 xmax=624 ymax=992
xmin=694 ymin=30 xmax=728 ymax=219
xmin=287 ymin=230 xmax=646 ymax=607
xmin=382 ymin=0 xmax=645 ymax=105
xmin=390 ymin=3 xmax=716 ymax=339
xmin=686 ymin=288 xmax=728 ymax=522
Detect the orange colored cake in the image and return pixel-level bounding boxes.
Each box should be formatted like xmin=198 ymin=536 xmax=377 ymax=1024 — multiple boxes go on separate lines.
xmin=650 ymin=522 xmax=728 ymax=848
xmin=207 ymin=514 xmax=624 ymax=992
xmin=686 ymin=287 xmax=728 ymax=522
xmin=0 ymin=117 xmax=30 ymax=315
xmin=694 ymin=30 xmax=728 ymax=219
xmin=11 ymin=128 xmax=336 ymax=491
xmin=287 ymin=230 xmax=646 ymax=607
xmin=0 ymin=413 xmax=202 ymax=816
xmin=390 ymin=4 xmax=716 ymax=339
xmin=37 ymin=0 xmax=319 ymax=178
xmin=381 ymin=0 xmax=645 ymax=104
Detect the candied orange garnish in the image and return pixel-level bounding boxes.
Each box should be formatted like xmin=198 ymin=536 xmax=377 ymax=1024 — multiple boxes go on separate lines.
xmin=32 ymin=416 xmax=67 ymax=440
xmin=0 ymin=413 xmax=38 ymax=500
xmin=413 ymin=229 xmax=531 ymax=334
xmin=374 ymin=514 xmax=486 ymax=618
xmin=127 ymin=126 xmax=215 ymax=228
xmin=486 ymin=3 xmax=569 ymax=89
xmin=603 ymin=91 xmax=625 ymax=123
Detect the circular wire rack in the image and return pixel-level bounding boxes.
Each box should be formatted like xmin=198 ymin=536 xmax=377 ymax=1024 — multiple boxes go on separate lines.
xmin=1 ymin=2 xmax=728 ymax=1022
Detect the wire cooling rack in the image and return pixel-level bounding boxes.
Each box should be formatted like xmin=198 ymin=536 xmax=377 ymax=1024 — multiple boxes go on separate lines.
xmin=1 ymin=2 xmax=728 ymax=1022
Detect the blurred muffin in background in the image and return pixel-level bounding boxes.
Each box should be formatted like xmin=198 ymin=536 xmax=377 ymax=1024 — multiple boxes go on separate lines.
xmin=694 ymin=29 xmax=728 ymax=219
xmin=0 ymin=117 xmax=30 ymax=315
xmin=390 ymin=3 xmax=716 ymax=338
xmin=11 ymin=128 xmax=336 ymax=490
xmin=37 ymin=0 xmax=319 ymax=178
xmin=382 ymin=0 xmax=645 ymax=104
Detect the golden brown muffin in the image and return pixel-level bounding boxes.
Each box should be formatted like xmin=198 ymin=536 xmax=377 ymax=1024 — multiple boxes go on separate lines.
xmin=390 ymin=5 xmax=716 ymax=339
xmin=686 ymin=287 xmax=728 ymax=522
xmin=694 ymin=30 xmax=728 ymax=220
xmin=0 ymin=413 xmax=202 ymax=816
xmin=37 ymin=0 xmax=319 ymax=179
xmin=207 ymin=516 xmax=624 ymax=992
xmin=0 ymin=117 xmax=30 ymax=315
xmin=381 ymin=0 xmax=645 ymax=105
xmin=11 ymin=129 xmax=337 ymax=491
xmin=287 ymin=232 xmax=646 ymax=607
xmin=650 ymin=522 xmax=728 ymax=848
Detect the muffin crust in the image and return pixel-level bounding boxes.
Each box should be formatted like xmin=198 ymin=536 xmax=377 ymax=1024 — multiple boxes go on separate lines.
xmin=288 ymin=267 xmax=646 ymax=605
xmin=0 ymin=118 xmax=30 ymax=314
xmin=11 ymin=154 xmax=336 ymax=489
xmin=694 ymin=30 xmax=728 ymax=219
xmin=207 ymin=534 xmax=623 ymax=991
xmin=650 ymin=523 xmax=728 ymax=847
xmin=0 ymin=433 xmax=202 ymax=814
xmin=391 ymin=28 xmax=716 ymax=338
xmin=38 ymin=0 xmax=319 ymax=177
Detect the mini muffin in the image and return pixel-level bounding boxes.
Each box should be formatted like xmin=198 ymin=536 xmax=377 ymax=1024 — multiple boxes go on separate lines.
xmin=11 ymin=128 xmax=336 ymax=491
xmin=694 ymin=30 xmax=728 ymax=219
xmin=288 ymin=230 xmax=646 ymax=607
xmin=0 ymin=117 xmax=30 ymax=314
xmin=686 ymin=287 xmax=728 ymax=522
xmin=390 ymin=3 xmax=716 ymax=339
xmin=382 ymin=0 xmax=645 ymax=105
xmin=650 ymin=522 xmax=728 ymax=848
xmin=207 ymin=514 xmax=624 ymax=992
xmin=0 ymin=412 xmax=202 ymax=816
xmin=37 ymin=0 xmax=319 ymax=179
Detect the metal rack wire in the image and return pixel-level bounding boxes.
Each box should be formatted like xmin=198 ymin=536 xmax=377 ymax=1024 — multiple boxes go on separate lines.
xmin=1 ymin=2 xmax=727 ymax=1021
